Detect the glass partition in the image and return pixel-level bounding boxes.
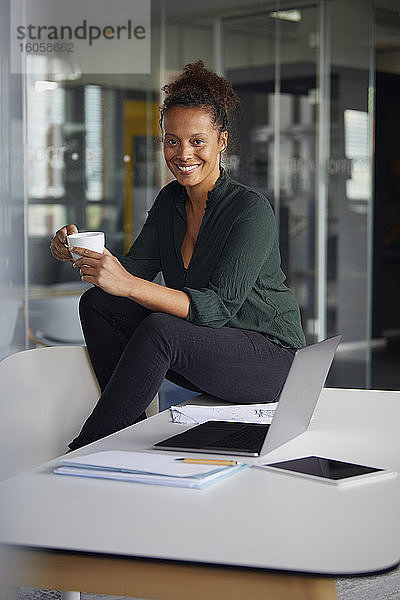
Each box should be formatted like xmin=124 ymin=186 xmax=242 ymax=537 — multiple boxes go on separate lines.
xmin=21 ymin=7 xmax=162 ymax=348
xmin=1 ymin=0 xmax=378 ymax=391
xmin=327 ymin=0 xmax=374 ymax=386
xmin=0 ymin=0 xmax=26 ymax=359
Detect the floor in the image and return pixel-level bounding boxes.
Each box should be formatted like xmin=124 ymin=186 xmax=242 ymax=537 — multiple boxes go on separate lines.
xmin=336 ymin=565 xmax=400 ymax=600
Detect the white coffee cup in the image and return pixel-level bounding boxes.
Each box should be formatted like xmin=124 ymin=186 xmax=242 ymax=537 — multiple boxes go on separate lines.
xmin=67 ymin=231 xmax=105 ymax=261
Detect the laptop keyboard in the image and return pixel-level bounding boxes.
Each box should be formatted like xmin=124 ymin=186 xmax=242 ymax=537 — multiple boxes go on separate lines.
xmin=154 ymin=420 xmax=270 ymax=453
xmin=207 ymin=425 xmax=268 ymax=450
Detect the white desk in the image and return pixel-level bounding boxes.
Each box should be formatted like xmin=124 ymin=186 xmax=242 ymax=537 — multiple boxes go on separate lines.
xmin=1 ymin=388 xmax=399 ymax=599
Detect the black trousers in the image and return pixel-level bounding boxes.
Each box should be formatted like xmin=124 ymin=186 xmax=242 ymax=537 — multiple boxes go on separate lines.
xmin=69 ymin=287 xmax=296 ymax=450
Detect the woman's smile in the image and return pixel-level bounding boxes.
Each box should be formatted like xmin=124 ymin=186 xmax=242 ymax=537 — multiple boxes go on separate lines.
xmin=174 ymin=163 xmax=201 ymax=175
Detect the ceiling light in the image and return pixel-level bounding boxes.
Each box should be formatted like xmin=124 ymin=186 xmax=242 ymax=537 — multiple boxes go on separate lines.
xmin=270 ymin=10 xmax=301 ymax=22
xmin=35 ymin=80 xmax=58 ymax=92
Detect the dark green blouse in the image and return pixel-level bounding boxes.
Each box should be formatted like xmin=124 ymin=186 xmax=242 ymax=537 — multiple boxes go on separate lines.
xmin=119 ymin=169 xmax=306 ymax=350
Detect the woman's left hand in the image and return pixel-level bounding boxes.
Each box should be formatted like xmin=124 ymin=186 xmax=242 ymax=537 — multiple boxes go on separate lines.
xmin=72 ymin=247 xmax=134 ymax=297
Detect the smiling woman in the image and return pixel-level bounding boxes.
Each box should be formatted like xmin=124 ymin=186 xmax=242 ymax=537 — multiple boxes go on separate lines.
xmin=50 ymin=60 xmax=305 ymax=451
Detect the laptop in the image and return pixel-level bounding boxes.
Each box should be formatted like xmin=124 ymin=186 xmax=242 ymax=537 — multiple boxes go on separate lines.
xmin=153 ymin=335 xmax=341 ymax=457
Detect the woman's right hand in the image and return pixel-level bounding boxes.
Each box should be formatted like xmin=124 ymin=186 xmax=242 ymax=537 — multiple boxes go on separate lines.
xmin=50 ymin=224 xmax=79 ymax=262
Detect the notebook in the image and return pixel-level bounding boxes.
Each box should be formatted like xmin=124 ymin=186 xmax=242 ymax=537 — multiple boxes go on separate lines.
xmin=54 ymin=450 xmax=248 ymax=489
xmin=153 ymin=335 xmax=341 ymax=457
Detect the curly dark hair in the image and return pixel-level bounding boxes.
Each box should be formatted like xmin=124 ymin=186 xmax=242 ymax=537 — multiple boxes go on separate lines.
xmin=160 ymin=60 xmax=239 ymax=136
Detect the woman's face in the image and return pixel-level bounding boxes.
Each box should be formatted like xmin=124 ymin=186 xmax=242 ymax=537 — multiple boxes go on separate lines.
xmin=163 ymin=106 xmax=227 ymax=193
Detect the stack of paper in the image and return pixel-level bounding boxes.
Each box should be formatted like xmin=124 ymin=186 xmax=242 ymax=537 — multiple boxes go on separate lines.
xmin=54 ymin=451 xmax=247 ymax=489
xmin=170 ymin=403 xmax=278 ymax=425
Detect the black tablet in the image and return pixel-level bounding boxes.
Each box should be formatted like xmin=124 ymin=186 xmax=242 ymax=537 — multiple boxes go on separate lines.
xmin=257 ymin=456 xmax=396 ymax=485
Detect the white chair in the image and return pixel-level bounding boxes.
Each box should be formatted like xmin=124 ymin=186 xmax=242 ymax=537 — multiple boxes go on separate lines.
xmin=0 ymin=345 xmax=159 ymax=600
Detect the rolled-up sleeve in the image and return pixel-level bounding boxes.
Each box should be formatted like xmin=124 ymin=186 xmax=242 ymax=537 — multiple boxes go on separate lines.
xmin=117 ymin=201 xmax=161 ymax=282
xmin=183 ymin=201 xmax=276 ymax=327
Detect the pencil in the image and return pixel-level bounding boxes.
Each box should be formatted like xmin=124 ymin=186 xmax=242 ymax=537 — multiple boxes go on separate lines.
xmin=175 ymin=458 xmax=238 ymax=466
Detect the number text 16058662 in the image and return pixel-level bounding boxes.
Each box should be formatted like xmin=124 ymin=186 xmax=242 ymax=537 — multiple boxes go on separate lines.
xmin=19 ymin=42 xmax=74 ymax=53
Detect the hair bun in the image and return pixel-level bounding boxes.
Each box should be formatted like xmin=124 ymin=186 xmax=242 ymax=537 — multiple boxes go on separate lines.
xmin=160 ymin=60 xmax=239 ymax=133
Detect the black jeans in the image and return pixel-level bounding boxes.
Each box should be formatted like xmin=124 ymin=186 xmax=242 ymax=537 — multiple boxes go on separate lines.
xmin=69 ymin=287 xmax=296 ymax=450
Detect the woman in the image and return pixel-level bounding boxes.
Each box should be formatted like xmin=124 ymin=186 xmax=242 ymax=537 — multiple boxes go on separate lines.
xmin=50 ymin=61 xmax=306 ymax=451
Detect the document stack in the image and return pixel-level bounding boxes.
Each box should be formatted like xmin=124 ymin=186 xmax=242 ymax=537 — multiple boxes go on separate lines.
xmin=54 ymin=450 xmax=247 ymax=489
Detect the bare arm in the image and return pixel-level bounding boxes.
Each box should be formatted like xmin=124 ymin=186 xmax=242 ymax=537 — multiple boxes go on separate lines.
xmin=126 ymin=277 xmax=190 ymax=318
